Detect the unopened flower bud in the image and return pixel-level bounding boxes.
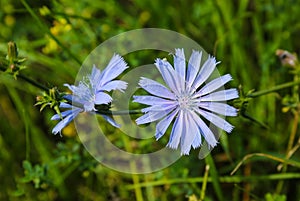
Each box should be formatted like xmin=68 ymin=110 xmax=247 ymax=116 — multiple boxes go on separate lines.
xmin=36 ymin=95 xmax=43 ymax=102
xmin=7 ymin=41 xmax=18 ymax=62
xmin=10 ymin=64 xmax=15 ymax=71
xmin=276 ymin=49 xmax=298 ymax=68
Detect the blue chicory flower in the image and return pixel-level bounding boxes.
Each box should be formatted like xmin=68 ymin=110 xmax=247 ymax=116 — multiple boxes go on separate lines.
xmin=133 ymin=49 xmax=239 ymax=155
xmin=51 ymin=54 xmax=128 ymax=135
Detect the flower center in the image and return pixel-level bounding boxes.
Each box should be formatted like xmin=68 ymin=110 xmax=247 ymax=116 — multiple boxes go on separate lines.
xmin=75 ymin=79 xmax=96 ymax=111
xmin=177 ymin=93 xmax=196 ymax=111
xmin=77 ymin=82 xmax=94 ymax=100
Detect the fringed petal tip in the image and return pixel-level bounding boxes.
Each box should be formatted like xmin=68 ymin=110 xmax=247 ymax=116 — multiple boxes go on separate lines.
xmin=180 ymin=150 xmax=190 ymax=156
xmin=110 ymin=53 xmax=129 ymax=72
xmin=167 ymin=142 xmax=191 ymax=156
xmin=155 ymin=132 xmax=164 ymax=141
xmin=225 ymin=124 xmax=235 ymax=133
xmin=167 ymin=143 xmax=178 ymax=150
xmin=154 ymin=58 xmax=167 ymax=67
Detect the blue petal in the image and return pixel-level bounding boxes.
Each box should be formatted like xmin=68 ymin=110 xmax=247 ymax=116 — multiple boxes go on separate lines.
xmin=95 ymin=92 xmax=112 ymax=105
xmin=173 ymin=48 xmax=186 ymax=79
xmin=100 ymin=80 xmax=128 ymax=92
xmin=60 ymin=102 xmax=73 ymax=108
xmin=195 ymin=74 xmax=233 ymax=97
xmin=138 ymin=77 xmax=176 ymax=100
xmin=200 ymin=88 xmax=239 ymax=102
xmin=198 ymin=102 xmax=238 ymax=116
xmin=64 ymin=83 xmax=77 ymax=93
xmin=187 ymin=50 xmax=202 ymax=85
xmin=63 ymin=95 xmax=73 ymax=103
xmin=63 ymin=83 xmax=93 ymax=106
xmin=133 ymin=95 xmax=176 ymax=106
xmin=180 ymin=111 xmax=199 ymax=155
xmin=52 ymin=108 xmax=81 ymax=135
xmin=167 ymin=110 xmax=184 ymax=149
xmin=135 ymin=108 xmax=173 ymax=125
xmin=90 ymin=65 xmax=102 ymax=86
xmin=51 ymin=109 xmax=74 ymax=120
xmin=192 ymin=56 xmax=218 ymax=91
xmin=192 ymin=132 xmax=202 ymax=149
xmin=190 ymin=111 xmax=218 ymax=148
xmin=98 ymin=54 xmax=128 ymax=87
xmin=196 ymin=108 xmax=234 ymax=133
xmin=155 ymin=108 xmax=179 ymax=140
xmin=101 ymin=114 xmax=121 ymax=128
xmin=141 ymin=103 xmax=177 ymax=113
xmin=51 ymin=104 xmax=82 ymax=120
xmin=155 ymin=59 xmax=185 ymax=95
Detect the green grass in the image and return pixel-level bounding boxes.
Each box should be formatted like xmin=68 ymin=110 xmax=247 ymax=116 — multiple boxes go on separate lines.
xmin=1 ymin=0 xmax=300 ymax=200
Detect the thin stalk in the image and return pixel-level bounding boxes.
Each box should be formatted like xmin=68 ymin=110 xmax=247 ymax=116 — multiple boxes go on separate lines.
xmin=286 ymin=137 xmax=300 ymax=158
xmin=24 ymin=110 xmax=30 ymax=161
xmin=17 ymin=73 xmax=50 ymax=91
xmin=247 ymin=80 xmax=300 ymax=98
xmin=230 ymin=153 xmax=300 ymax=176
xmin=200 ymin=164 xmax=210 ymax=201
xmin=284 ymin=111 xmax=298 ymax=164
xmin=125 ymin=173 xmax=300 ymax=189
xmin=120 ymin=134 xmax=144 ymax=201
xmin=276 ymin=71 xmax=300 ymax=194
xmin=1 ymin=66 xmax=144 ymax=115
xmin=0 ymin=65 xmax=50 ymax=91
xmin=205 ymin=154 xmax=224 ymax=201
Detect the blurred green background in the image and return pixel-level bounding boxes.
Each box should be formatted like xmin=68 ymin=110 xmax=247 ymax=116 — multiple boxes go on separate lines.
xmin=1 ymin=0 xmax=300 ymax=200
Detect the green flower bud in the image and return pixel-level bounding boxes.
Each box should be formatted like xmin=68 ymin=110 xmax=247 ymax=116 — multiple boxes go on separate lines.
xmin=7 ymin=41 xmax=18 ymax=62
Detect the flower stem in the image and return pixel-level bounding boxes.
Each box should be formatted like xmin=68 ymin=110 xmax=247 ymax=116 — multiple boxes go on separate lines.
xmin=0 ymin=65 xmax=50 ymax=91
xmin=17 ymin=73 xmax=50 ymax=91
xmin=230 ymin=153 xmax=300 ymax=176
xmin=120 ymin=133 xmax=144 ymax=201
xmin=276 ymin=67 xmax=300 ymax=194
xmin=1 ymin=64 xmax=144 ymax=115
xmin=247 ymin=80 xmax=300 ymax=98
xmin=200 ymin=164 xmax=210 ymax=201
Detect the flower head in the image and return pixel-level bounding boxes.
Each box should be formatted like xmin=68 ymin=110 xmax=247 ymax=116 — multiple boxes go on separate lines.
xmin=51 ymin=54 xmax=128 ymax=135
xmin=133 ymin=49 xmax=239 ymax=155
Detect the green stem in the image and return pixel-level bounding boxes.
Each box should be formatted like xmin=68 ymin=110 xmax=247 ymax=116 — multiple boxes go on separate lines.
xmin=0 ymin=64 xmax=50 ymax=91
xmin=120 ymin=133 xmax=144 ymax=201
xmin=247 ymin=80 xmax=300 ymax=98
xmin=24 ymin=110 xmax=30 ymax=161
xmin=18 ymin=73 xmax=50 ymax=91
xmin=200 ymin=164 xmax=210 ymax=201
xmin=230 ymin=153 xmax=300 ymax=176
xmin=276 ymin=70 xmax=300 ymax=194
xmin=125 ymin=173 xmax=300 ymax=189
xmin=1 ymin=65 xmax=144 ymax=115
xmin=205 ymin=154 xmax=224 ymax=201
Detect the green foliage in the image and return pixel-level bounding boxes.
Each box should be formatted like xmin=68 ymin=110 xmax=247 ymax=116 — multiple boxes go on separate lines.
xmin=0 ymin=41 xmax=27 ymax=78
xmin=265 ymin=193 xmax=286 ymax=201
xmin=35 ymin=87 xmax=66 ymax=114
xmin=1 ymin=0 xmax=300 ymax=201
xmin=20 ymin=160 xmax=50 ymax=189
